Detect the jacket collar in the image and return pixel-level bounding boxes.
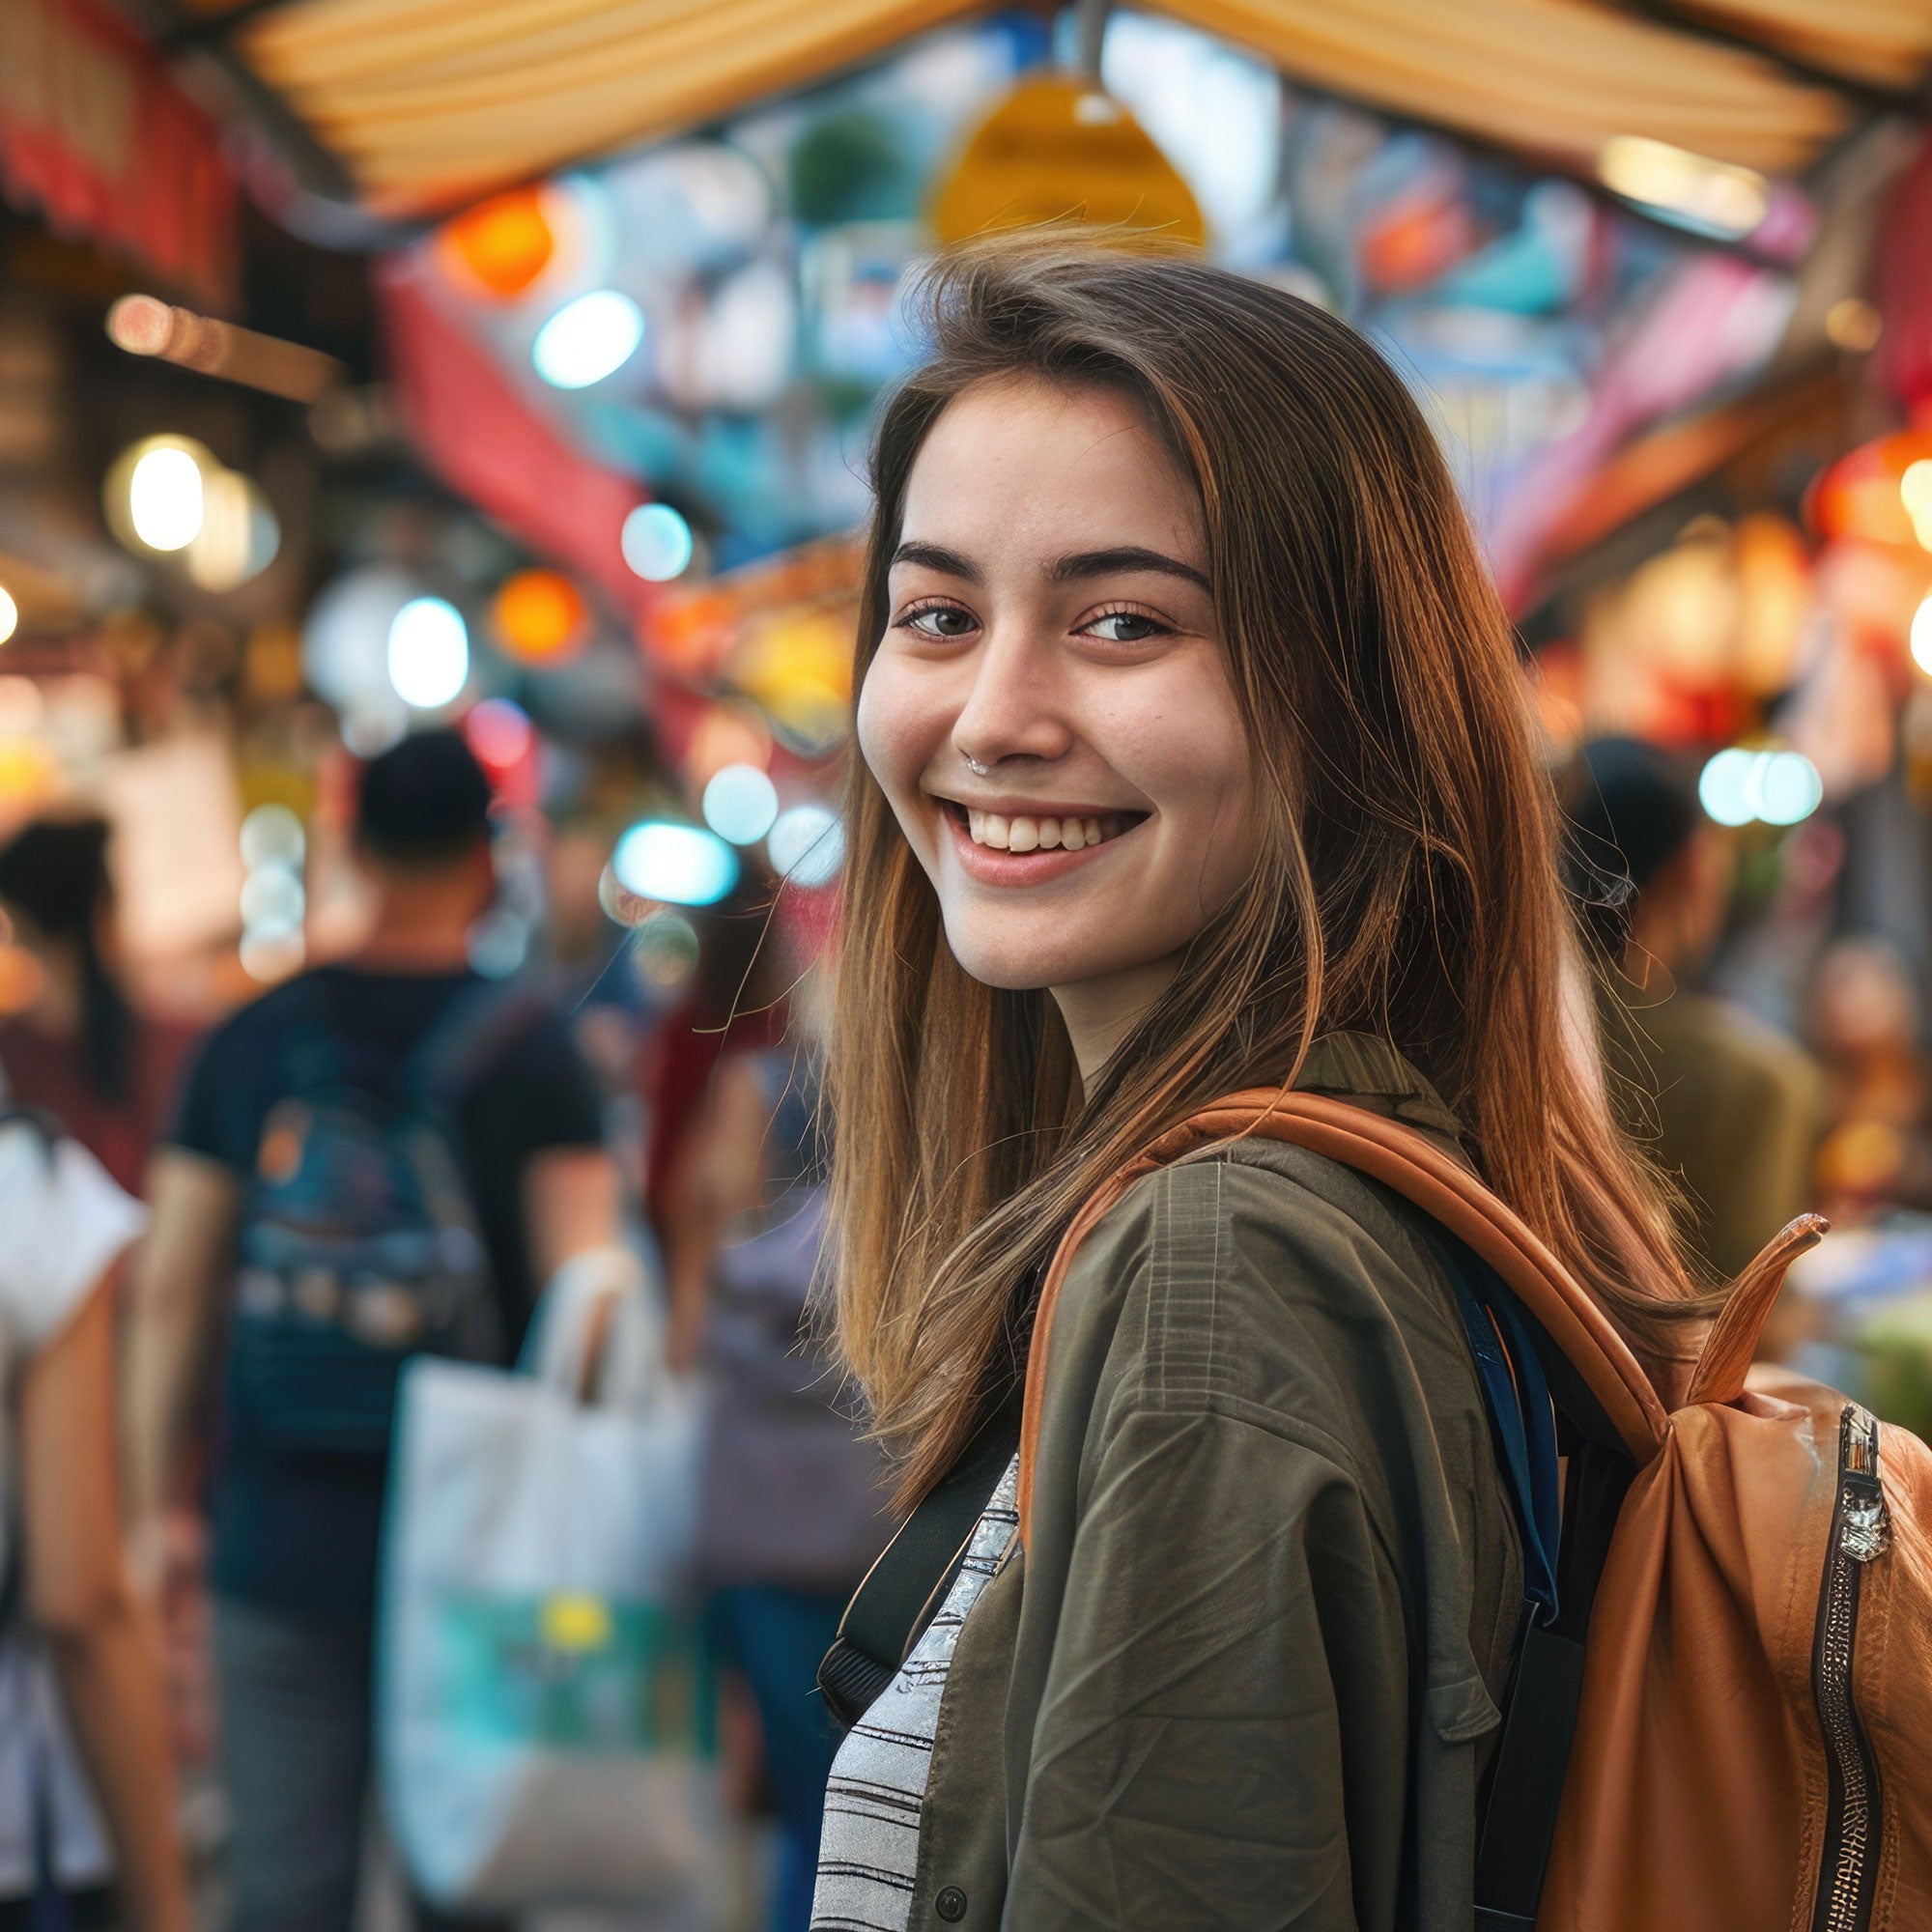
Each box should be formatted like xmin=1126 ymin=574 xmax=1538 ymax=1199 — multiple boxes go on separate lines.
xmin=1291 ymin=1032 xmax=1470 ymax=1158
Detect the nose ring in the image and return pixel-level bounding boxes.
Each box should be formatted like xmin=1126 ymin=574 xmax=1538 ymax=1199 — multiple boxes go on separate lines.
xmin=962 ymin=754 xmax=992 ymax=778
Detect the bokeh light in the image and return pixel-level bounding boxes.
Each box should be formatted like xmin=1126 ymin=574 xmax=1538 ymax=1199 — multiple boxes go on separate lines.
xmin=532 ymin=290 xmax=645 ymax=389
xmin=621 ymin=503 xmax=695 ymax=582
xmin=302 ymin=568 xmax=414 ymax=720
xmin=469 ymin=907 xmax=530 ymax=979
xmin=241 ymin=929 xmax=305 ymax=983
xmin=701 ymin=763 xmax=780 ymax=846
xmin=240 ymin=804 xmax=305 ymax=872
xmin=1756 ymin=752 xmax=1823 ymax=827
xmin=0 ymin=586 xmax=14 ymax=646
xmin=387 ymin=597 xmax=469 ymax=710
xmin=105 ymin=436 xmax=275 ymax=588
xmin=1825 ymin=298 xmax=1882 ymax=354
xmin=1901 ymin=462 xmax=1932 ymax=552
xmin=611 ymin=820 xmax=739 ymax=907
xmin=490 ymin=568 xmax=587 ymax=662
xmin=240 ymin=867 xmax=305 ymax=934
xmin=128 ymin=442 xmax=205 ymax=551
xmin=438 ymin=185 xmax=559 ymax=300
xmin=629 ymin=909 xmax=701 ymax=991
xmin=1597 ymin=135 xmax=1768 ymax=240
xmin=1699 ymin=747 xmax=1824 ymax=828
xmin=185 ymin=467 xmax=280 ymax=592
xmin=767 ymin=803 xmax=844 ymax=887
xmin=597 ymin=863 xmax=652 ymax=927
xmin=1698 ymin=748 xmax=1757 ymax=827
xmin=466 ymin=696 xmax=536 ymax=771
xmin=1913 ymin=595 xmax=1932 ymax=677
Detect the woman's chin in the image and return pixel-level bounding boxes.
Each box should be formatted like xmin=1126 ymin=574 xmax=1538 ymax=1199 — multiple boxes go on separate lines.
xmin=944 ymin=926 xmax=1099 ymax=995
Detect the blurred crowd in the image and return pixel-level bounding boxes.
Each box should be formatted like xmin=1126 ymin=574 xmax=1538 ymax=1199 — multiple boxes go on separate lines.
xmin=2 ymin=719 xmax=1929 ymax=1932
xmin=0 ymin=728 xmax=885 ymax=1932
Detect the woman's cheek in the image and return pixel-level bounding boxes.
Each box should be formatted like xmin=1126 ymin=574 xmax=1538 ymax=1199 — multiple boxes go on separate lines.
xmin=854 ymin=656 xmax=906 ymax=795
xmin=855 ymin=655 xmax=938 ymax=844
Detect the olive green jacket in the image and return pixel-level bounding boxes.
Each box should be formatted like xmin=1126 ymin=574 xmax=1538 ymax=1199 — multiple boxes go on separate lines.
xmin=902 ymin=1035 xmax=1524 ymax=1931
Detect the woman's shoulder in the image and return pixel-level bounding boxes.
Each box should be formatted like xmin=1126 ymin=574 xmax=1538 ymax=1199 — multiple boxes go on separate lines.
xmin=1058 ymin=1138 xmax=1478 ymax=1449
xmin=1071 ymin=1135 xmax=1460 ymax=1324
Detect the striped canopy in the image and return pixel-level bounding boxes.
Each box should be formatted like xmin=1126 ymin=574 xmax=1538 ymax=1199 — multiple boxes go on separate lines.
xmin=173 ymin=0 xmax=1928 ymax=215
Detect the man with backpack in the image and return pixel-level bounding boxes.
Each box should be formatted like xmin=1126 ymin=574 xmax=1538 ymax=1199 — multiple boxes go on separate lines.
xmin=127 ymin=730 xmax=621 ymax=1932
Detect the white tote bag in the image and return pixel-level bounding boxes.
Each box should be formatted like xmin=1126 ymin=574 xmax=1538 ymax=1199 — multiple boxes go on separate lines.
xmin=379 ymin=1250 xmax=713 ymax=1909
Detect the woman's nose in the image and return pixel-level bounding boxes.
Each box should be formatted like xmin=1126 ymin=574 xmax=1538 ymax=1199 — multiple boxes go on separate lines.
xmin=950 ymin=627 xmax=1074 ymax=771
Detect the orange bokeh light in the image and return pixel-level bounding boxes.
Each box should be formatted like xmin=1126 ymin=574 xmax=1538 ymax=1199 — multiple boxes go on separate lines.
xmin=490 ymin=569 xmax=587 ymax=663
xmin=437 ymin=187 xmax=560 ymax=302
xmin=1809 ymin=430 xmax=1932 ymax=552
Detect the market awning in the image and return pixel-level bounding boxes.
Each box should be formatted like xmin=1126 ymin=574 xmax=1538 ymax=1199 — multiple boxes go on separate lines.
xmin=167 ymin=0 xmax=1927 ymax=218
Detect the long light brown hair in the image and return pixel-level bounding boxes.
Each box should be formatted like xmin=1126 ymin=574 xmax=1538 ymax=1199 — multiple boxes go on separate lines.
xmin=830 ymin=239 xmax=1707 ymax=1509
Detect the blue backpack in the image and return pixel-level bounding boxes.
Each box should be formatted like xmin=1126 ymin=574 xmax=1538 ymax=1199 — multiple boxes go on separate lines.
xmin=225 ymin=983 xmax=527 ymax=1461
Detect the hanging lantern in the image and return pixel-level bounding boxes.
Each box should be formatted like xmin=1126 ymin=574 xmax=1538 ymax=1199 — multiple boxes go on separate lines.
xmin=930 ymin=75 xmax=1206 ymax=250
xmin=490 ymin=568 xmax=588 ymax=664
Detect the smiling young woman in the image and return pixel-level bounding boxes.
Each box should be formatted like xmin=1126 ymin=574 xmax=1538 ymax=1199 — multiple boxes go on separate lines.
xmin=814 ymin=241 xmax=1708 ymax=1932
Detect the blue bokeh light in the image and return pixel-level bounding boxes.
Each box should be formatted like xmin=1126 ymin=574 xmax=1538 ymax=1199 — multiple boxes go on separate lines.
xmin=611 ymin=820 xmax=740 ymax=907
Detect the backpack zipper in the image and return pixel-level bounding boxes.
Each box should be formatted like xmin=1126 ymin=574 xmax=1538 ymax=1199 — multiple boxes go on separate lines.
xmin=1810 ymin=1403 xmax=1889 ymax=1932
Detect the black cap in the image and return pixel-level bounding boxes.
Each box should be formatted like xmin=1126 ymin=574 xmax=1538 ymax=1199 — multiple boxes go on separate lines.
xmin=355 ymin=728 xmax=493 ymax=865
xmin=1563 ymin=735 xmax=1701 ymax=952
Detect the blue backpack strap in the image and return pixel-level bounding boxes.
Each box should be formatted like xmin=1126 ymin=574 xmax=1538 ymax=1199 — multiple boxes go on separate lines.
xmin=1430 ymin=1227 xmax=1628 ymax=1932
xmin=1430 ymin=1231 xmax=1563 ymax=1624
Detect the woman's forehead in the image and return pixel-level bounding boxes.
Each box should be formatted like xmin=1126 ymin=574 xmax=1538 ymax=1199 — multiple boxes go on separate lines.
xmin=897 ymin=375 xmax=1205 ymax=571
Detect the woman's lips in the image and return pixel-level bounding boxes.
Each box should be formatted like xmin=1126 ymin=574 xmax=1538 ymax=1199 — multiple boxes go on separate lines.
xmin=940 ymin=801 xmax=1145 ymax=885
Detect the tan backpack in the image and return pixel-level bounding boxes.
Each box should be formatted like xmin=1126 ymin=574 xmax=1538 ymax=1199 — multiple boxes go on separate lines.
xmin=1016 ymin=1091 xmax=1932 ymax=1932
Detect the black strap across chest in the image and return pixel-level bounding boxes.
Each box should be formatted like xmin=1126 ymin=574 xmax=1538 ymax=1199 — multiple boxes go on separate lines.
xmin=816 ymin=1388 xmax=1022 ymax=1733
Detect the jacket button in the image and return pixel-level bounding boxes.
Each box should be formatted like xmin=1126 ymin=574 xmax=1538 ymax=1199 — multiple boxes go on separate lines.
xmin=936 ymin=1886 xmax=968 ymax=1921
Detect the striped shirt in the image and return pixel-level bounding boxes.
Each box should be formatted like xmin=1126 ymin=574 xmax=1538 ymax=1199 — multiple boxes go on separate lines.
xmin=810 ymin=1453 xmax=1021 ymax=1932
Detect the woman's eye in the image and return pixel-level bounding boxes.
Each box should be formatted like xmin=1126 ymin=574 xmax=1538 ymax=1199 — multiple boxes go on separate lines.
xmin=901 ymin=604 xmax=977 ymax=639
xmin=1082 ymin=610 xmax=1169 ymax=644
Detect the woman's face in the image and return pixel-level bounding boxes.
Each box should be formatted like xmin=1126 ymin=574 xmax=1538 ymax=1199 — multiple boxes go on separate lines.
xmin=858 ymin=375 xmax=1262 ymax=1045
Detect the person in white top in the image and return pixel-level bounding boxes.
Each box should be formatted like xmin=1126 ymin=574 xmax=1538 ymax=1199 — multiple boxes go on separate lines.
xmin=0 ymin=1114 xmax=189 ymax=1932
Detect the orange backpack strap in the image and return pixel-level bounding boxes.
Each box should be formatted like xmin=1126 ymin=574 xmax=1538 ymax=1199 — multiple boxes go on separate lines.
xmin=1018 ymin=1090 xmax=1674 ymax=1548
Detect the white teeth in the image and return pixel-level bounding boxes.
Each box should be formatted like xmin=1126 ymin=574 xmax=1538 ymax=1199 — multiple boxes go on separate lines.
xmin=962 ymin=810 xmax=1128 ymax=852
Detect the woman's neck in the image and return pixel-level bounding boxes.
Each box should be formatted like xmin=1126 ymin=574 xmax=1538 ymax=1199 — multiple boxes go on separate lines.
xmin=1050 ymin=953 xmax=1181 ymax=1091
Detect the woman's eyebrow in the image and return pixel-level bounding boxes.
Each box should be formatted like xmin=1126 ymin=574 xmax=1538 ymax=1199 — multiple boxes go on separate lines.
xmin=1049 ymin=547 xmax=1210 ymax=592
xmin=891 ymin=540 xmax=980 ymax=581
